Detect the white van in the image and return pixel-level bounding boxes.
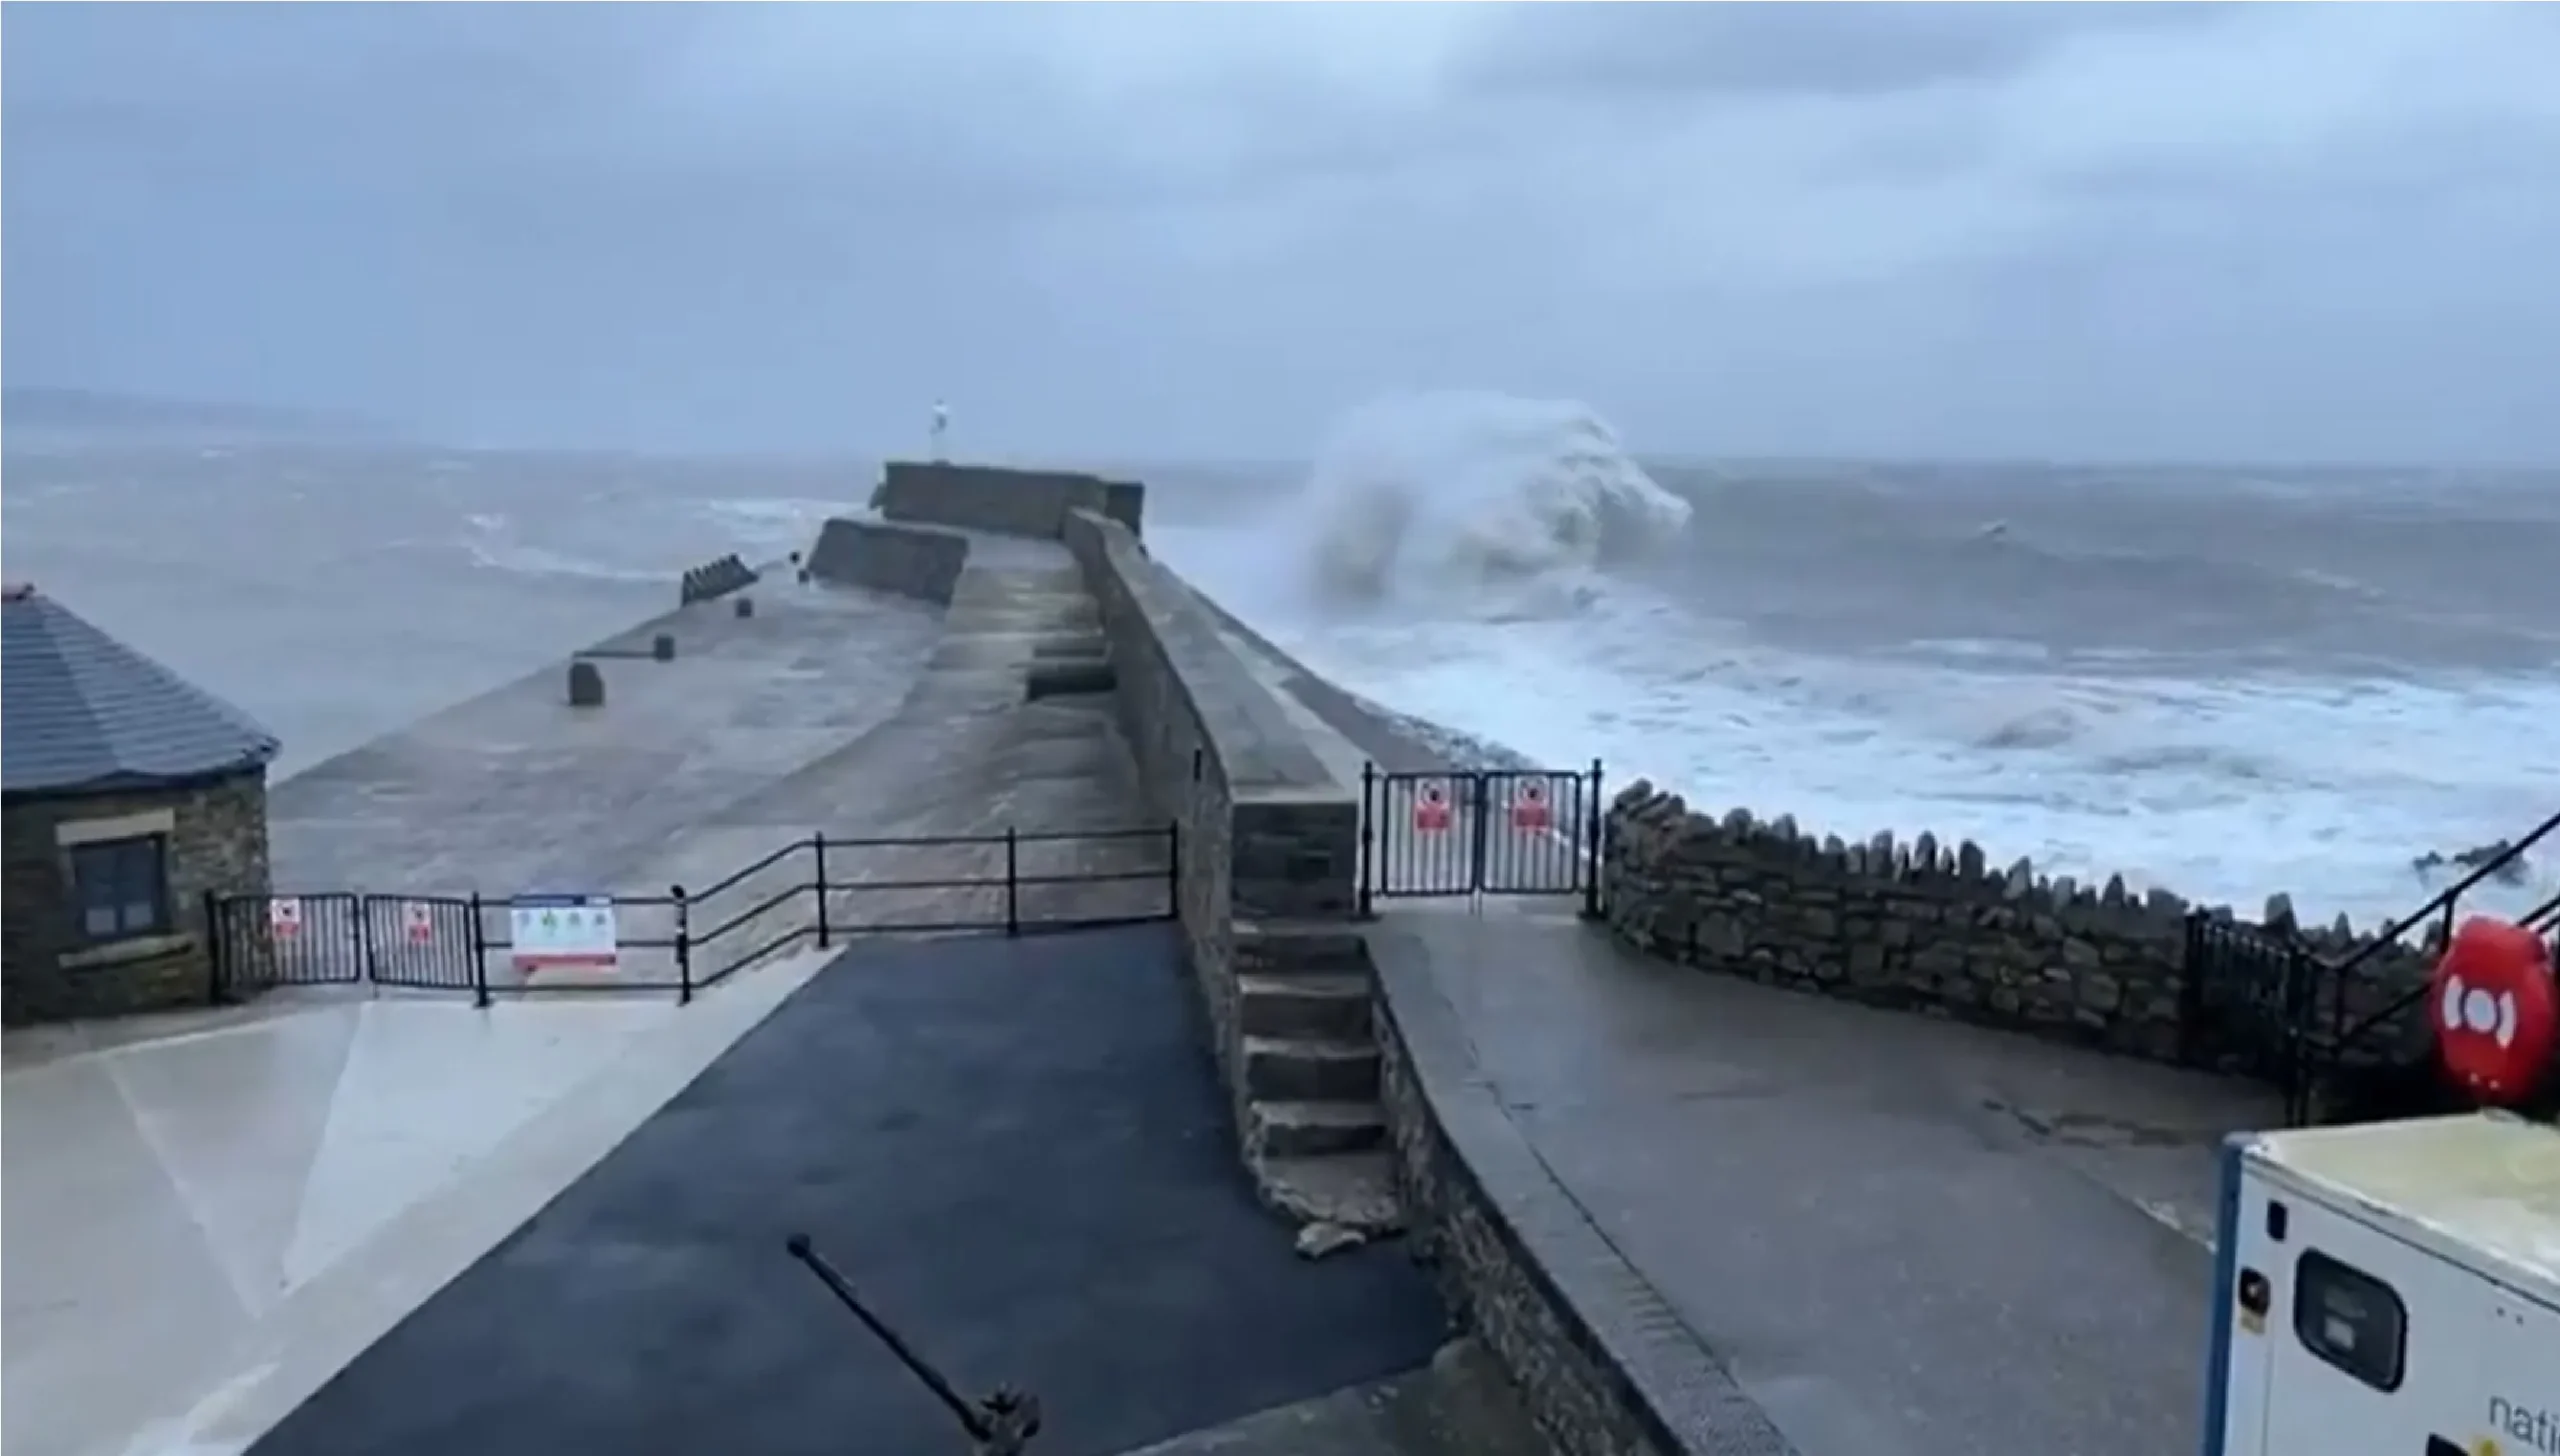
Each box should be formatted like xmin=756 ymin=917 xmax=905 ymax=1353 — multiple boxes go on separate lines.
xmin=2204 ymin=1111 xmax=2559 ymax=1456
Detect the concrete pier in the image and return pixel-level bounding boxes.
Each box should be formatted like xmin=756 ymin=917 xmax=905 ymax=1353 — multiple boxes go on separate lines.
xmin=5 ymin=461 xmax=2306 ymax=1456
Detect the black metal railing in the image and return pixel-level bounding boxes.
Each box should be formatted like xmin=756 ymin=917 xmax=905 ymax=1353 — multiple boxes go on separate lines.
xmin=208 ymin=824 xmax=1179 ymax=1008
xmin=2178 ymin=914 xmax=2327 ymax=1123
xmin=2181 ymin=810 xmax=2560 ymax=1125
xmin=1356 ymin=760 xmax=1606 ymax=917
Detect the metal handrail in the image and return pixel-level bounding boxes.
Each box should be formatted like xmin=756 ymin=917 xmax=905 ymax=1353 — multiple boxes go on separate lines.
xmin=2295 ymin=811 xmax=2560 ymax=1095
xmin=2321 ymin=809 xmax=2560 ymax=977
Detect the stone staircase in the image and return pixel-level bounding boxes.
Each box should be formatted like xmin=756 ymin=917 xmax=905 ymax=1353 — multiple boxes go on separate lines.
xmin=1231 ymin=920 xmax=1398 ymax=1231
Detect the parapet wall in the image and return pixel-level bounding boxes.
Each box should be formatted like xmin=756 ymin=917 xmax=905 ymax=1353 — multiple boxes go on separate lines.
xmin=1601 ymin=782 xmax=2438 ymax=1069
xmin=876 ymin=461 xmax=1145 ymax=541
xmin=1058 ymin=507 xmax=1361 ymax=1121
xmin=803 ymin=517 xmax=971 ymax=605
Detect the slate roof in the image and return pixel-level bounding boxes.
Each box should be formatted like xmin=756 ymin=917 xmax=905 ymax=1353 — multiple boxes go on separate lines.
xmin=2 ymin=584 xmax=280 ymax=795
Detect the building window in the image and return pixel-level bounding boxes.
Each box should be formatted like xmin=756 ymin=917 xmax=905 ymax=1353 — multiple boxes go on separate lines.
xmin=68 ymin=835 xmax=173 ymax=942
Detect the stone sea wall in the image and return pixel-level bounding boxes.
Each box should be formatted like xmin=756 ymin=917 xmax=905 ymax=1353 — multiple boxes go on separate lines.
xmin=803 ymin=517 xmax=971 ymax=605
xmin=1059 ymin=506 xmax=1366 ymax=1151
xmin=1601 ymin=781 xmax=2441 ymax=1070
xmin=1367 ymin=923 xmax=1767 ymax=1456
xmin=875 ymin=460 xmax=1145 ymax=540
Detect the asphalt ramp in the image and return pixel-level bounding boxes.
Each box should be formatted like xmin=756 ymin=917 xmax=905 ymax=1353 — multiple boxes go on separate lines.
xmin=243 ymin=925 xmax=1458 ymax=1456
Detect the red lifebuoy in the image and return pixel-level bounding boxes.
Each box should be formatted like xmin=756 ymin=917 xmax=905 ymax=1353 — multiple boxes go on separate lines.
xmin=2429 ymin=916 xmax=2557 ymax=1106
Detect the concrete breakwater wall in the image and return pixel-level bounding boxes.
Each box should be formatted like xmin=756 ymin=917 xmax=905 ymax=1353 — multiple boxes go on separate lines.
xmin=1058 ymin=508 xmax=1365 ymax=1140
xmin=1601 ymin=782 xmax=2439 ymax=1070
xmin=1057 ymin=510 xmax=1704 ymax=1451
xmin=803 ymin=517 xmax=971 ymax=605
xmin=816 ymin=475 xmax=1694 ymax=1452
xmin=876 ymin=461 xmax=1145 ymax=541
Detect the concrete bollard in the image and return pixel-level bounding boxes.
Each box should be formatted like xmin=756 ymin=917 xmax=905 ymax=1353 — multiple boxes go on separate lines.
xmin=567 ymin=659 xmax=606 ymax=707
xmin=734 ymin=596 xmax=755 ymax=619
xmin=652 ymin=633 xmax=676 ymax=662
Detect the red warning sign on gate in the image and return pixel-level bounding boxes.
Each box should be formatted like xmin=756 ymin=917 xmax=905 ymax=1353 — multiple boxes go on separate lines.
xmin=404 ymin=901 xmax=435 ymax=947
xmin=1510 ymin=780 xmax=1552 ymax=832
xmin=1411 ymin=781 xmax=1453 ymax=833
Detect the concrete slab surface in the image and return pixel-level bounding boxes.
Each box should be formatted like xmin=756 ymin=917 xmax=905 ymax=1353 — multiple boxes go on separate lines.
xmin=241 ymin=925 xmax=1450 ymax=1456
xmin=1388 ymin=903 xmax=2273 ymax=1456
xmin=268 ymin=581 xmax=944 ymax=895
xmin=3 ymin=945 xmax=844 ymax=1456
xmin=261 ymin=545 xmax=1167 ymax=995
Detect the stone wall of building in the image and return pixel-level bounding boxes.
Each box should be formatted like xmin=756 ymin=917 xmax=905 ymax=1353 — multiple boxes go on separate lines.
xmin=875 ymin=461 xmax=1146 ymax=541
xmin=2 ymin=770 xmax=274 ymax=1025
xmin=1059 ymin=506 xmax=1366 ymax=1152
xmin=803 ymin=517 xmax=971 ymax=605
xmin=1601 ymin=782 xmax=2440 ymax=1074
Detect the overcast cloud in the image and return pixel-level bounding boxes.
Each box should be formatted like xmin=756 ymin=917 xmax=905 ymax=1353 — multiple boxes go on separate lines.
xmin=6 ymin=2 xmax=2557 ymax=463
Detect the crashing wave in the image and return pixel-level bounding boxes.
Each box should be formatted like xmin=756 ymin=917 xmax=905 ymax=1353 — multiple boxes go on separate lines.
xmin=1292 ymin=392 xmax=1692 ymax=617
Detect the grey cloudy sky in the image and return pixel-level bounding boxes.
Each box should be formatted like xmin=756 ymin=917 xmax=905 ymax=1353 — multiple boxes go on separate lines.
xmin=6 ymin=2 xmax=2557 ymax=463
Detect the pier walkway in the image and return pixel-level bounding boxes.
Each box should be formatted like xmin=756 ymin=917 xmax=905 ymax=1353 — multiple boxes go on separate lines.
xmin=1209 ymin=617 xmax=2276 ymax=1455
xmin=4 ymin=537 xmax=1179 ymax=1456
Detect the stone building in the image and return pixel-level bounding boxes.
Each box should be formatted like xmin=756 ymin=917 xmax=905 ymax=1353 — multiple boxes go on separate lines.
xmin=2 ymin=584 xmax=280 ymax=1025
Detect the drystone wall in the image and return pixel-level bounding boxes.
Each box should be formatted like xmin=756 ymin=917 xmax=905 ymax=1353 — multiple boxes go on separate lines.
xmin=1059 ymin=507 xmax=1362 ymax=1124
xmin=875 ymin=461 xmax=1146 ymax=541
xmin=1602 ymin=782 xmax=2440 ymax=1072
xmin=803 ymin=517 xmax=971 ymax=605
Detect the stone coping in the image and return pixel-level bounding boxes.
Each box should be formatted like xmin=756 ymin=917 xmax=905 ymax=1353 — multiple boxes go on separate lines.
xmin=1366 ymin=923 xmax=1799 ymax=1456
xmin=1061 ymin=509 xmax=1340 ymax=796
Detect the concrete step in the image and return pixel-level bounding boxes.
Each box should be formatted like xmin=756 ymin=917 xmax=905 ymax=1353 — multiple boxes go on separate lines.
xmin=1238 ymin=973 xmax=1371 ymax=1040
xmin=1234 ymin=919 xmax=1370 ymax=978
xmin=1247 ymin=1098 xmax=1386 ymax=1159
xmin=1242 ymin=1035 xmax=1380 ymax=1103
xmin=1256 ymin=1149 xmax=1403 ymax=1233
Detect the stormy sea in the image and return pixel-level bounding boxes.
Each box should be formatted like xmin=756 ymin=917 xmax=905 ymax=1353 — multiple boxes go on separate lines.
xmin=6 ymin=390 xmax=2555 ymax=928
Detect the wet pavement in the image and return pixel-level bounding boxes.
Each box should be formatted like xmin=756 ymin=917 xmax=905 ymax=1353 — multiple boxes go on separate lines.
xmin=6 ymin=540 xmax=1190 ymax=1456
xmin=1201 ymin=608 xmax=2275 ymax=1454
xmin=244 ymin=926 xmax=1451 ymax=1456
xmin=265 ymin=541 xmax=1170 ymax=989
xmin=1380 ymin=902 xmax=2269 ymax=1456
xmin=267 ymin=578 xmax=945 ymax=896
xmin=3 ymin=946 xmax=846 ymax=1456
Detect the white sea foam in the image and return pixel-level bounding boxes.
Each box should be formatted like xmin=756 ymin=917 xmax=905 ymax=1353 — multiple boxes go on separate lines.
xmin=1280 ymin=392 xmax=1693 ymax=619
xmin=1155 ymin=394 xmax=2560 ymax=929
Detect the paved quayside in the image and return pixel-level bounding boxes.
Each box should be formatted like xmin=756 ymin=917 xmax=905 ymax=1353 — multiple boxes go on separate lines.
xmin=2 ymin=943 xmax=844 ymax=1456
xmin=1207 ymin=607 xmax=2281 ymax=1456
xmin=198 ymin=928 xmax=1465 ymax=1456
